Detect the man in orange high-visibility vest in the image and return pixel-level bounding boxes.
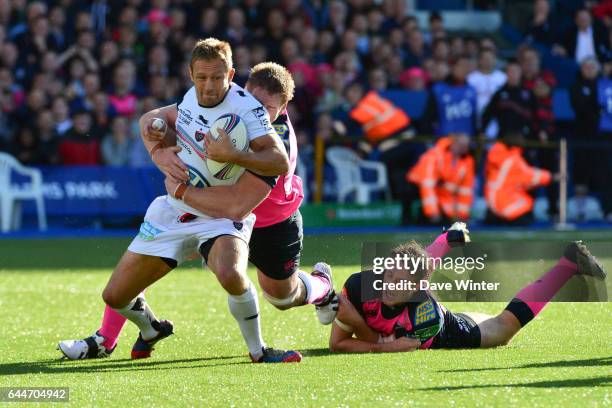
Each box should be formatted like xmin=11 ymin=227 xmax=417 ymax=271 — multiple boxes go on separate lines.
xmin=406 ymin=133 xmax=474 ymax=224
xmin=484 ymin=133 xmax=552 ymax=224
xmin=349 ymin=91 xmax=410 ymax=143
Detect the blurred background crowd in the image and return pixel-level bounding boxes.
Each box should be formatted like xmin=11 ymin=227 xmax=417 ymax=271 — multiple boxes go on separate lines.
xmin=1 ymin=0 xmax=612 ymax=226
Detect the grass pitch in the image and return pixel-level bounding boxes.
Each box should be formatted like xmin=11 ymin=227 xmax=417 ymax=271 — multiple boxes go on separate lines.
xmin=0 ymin=230 xmax=611 ymax=407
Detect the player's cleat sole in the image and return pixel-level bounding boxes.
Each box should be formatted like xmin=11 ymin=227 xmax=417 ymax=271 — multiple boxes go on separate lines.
xmin=446 ymin=222 xmax=471 ymax=246
xmin=250 ymin=347 xmax=302 ymax=363
xmin=312 ymin=262 xmax=338 ymax=325
xmin=57 ymin=331 xmax=115 ymax=360
xmin=131 ymin=319 xmax=174 ymax=359
xmin=564 ymin=241 xmax=607 ymax=280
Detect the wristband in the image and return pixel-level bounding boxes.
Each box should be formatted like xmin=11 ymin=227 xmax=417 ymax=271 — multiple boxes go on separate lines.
xmin=334 ymin=318 xmax=353 ymax=333
xmin=149 ymin=141 xmax=166 ymax=157
xmin=174 ymin=183 xmax=188 ymax=200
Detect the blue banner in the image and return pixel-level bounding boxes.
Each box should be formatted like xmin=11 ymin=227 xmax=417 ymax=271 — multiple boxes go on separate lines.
xmin=13 ymin=166 xmax=165 ymax=217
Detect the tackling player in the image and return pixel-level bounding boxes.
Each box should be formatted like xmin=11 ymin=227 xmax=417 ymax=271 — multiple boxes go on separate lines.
xmin=329 ymin=231 xmax=606 ymax=352
xmin=58 ymin=60 xmax=336 ymax=360
xmin=59 ymin=38 xmax=302 ymax=364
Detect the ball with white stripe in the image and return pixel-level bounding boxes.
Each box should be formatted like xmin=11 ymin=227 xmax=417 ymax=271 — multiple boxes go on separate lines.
xmin=206 ymin=113 xmax=249 ymax=180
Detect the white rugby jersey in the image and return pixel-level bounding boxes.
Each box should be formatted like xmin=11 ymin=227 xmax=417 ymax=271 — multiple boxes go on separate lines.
xmin=167 ymin=83 xmax=275 ymax=218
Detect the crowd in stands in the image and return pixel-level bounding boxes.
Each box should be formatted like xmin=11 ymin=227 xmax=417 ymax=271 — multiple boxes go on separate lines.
xmin=1 ymin=0 xmax=611 ymax=224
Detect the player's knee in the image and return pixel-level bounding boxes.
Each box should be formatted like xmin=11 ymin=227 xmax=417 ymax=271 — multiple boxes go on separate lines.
xmin=214 ymin=264 xmax=243 ymax=289
xmin=493 ymin=313 xmax=520 ymax=346
xmin=102 ymin=287 xmax=123 ymax=309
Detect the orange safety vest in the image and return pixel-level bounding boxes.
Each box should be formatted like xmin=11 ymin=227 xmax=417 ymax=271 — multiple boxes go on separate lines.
xmin=406 ymin=137 xmax=475 ymax=220
xmin=349 ymin=91 xmax=410 ymax=142
xmin=484 ymin=142 xmax=552 ymax=220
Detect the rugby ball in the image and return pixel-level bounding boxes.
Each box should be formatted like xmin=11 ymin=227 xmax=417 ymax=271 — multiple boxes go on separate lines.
xmin=206 ymin=113 xmax=249 ymax=180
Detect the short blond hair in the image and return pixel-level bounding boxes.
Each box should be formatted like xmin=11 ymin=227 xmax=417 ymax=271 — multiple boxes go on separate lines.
xmin=190 ymin=38 xmax=233 ymax=70
xmin=247 ymin=62 xmax=295 ymax=104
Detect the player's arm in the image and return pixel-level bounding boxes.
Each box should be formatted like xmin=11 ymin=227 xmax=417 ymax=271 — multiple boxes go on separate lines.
xmin=205 ymin=130 xmax=290 ymax=176
xmin=139 ymin=105 xmax=189 ymax=182
xmin=329 ymin=293 xmax=420 ymax=353
xmin=165 ymin=171 xmax=273 ymax=221
xmin=139 ymin=104 xmax=179 ymax=149
xmin=329 ymin=323 xmax=420 ymax=353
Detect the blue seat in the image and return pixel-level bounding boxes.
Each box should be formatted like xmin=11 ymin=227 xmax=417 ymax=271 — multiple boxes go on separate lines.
xmin=552 ymin=89 xmax=576 ymax=121
xmin=380 ymin=90 xmax=428 ymax=119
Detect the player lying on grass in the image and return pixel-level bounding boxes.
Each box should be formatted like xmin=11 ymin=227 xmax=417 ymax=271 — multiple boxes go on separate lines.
xmin=330 ymin=235 xmax=606 ymax=352
xmin=58 ymin=61 xmax=336 ymax=361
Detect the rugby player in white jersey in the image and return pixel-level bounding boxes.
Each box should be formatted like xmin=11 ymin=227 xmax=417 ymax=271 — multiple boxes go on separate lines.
xmin=58 ymin=61 xmax=336 ymax=361
xmin=60 ymin=38 xmax=301 ymax=363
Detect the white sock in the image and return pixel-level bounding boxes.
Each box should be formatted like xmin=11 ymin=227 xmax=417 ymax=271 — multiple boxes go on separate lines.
xmin=298 ymin=270 xmax=330 ymax=304
xmin=114 ymin=295 xmax=159 ymax=340
xmin=228 ymin=283 xmax=265 ymax=358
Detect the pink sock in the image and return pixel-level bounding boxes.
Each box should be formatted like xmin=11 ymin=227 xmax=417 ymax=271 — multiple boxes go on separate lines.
xmin=298 ymin=270 xmax=331 ymax=304
xmin=514 ymin=256 xmax=577 ymax=317
xmin=426 ymin=232 xmax=451 ymax=258
xmin=98 ymin=305 xmax=127 ymax=350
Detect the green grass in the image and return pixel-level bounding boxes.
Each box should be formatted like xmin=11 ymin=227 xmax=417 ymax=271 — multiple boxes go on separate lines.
xmin=0 ymin=231 xmax=611 ymax=407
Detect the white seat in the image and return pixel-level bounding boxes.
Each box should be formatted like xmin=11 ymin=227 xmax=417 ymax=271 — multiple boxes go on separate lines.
xmin=325 ymin=146 xmax=390 ymax=205
xmin=0 ymin=152 xmax=47 ymax=232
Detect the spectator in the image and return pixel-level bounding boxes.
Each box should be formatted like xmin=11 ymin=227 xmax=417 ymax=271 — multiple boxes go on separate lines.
xmin=467 ymin=48 xmax=507 ymax=137
xmin=405 ymin=29 xmax=427 ymax=68
xmin=109 ymin=59 xmax=138 ymax=117
xmin=35 ymin=109 xmax=60 ymax=165
xmin=59 ymin=109 xmax=100 ymax=165
xmin=519 ymin=47 xmax=554 ymax=90
xmin=101 ymin=116 xmax=132 ymax=166
xmin=484 ymin=132 xmax=552 ymax=225
xmin=570 ymin=57 xmax=600 ymax=186
xmin=223 ymin=7 xmax=251 ymax=46
xmin=554 ymin=8 xmax=610 ymax=64
xmin=481 ymin=60 xmax=537 ymax=139
xmin=51 ymin=96 xmax=72 ymax=136
xmin=399 ymin=67 xmax=428 ymax=91
xmin=404 ymin=133 xmax=474 ymax=225
xmin=12 ymin=126 xmax=39 ymax=165
xmin=527 ymin=0 xmax=556 ymax=46
xmin=568 ymin=184 xmax=604 ymax=222
xmin=421 ymin=57 xmax=478 ymax=137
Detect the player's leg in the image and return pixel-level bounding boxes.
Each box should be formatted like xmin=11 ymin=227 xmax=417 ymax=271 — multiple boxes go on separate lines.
xmin=58 ymin=252 xmax=175 ymax=360
xmin=57 ymin=304 xmax=129 ymax=360
xmin=462 ymin=241 xmax=606 ymax=348
xmin=250 ymin=211 xmax=337 ymax=323
xmin=426 ymin=222 xmax=471 ymax=258
xmin=102 ymin=251 xmax=176 ymax=358
xmin=201 ymin=234 xmax=301 ymax=363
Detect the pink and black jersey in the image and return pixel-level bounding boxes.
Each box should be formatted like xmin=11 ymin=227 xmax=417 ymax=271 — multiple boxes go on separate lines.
xmin=252 ymin=111 xmax=304 ymax=228
xmin=342 ymin=271 xmax=446 ymax=349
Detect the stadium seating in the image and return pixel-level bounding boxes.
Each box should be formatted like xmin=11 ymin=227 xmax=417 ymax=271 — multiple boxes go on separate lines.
xmin=326 ymin=146 xmax=390 ymax=205
xmin=0 ymin=152 xmax=47 ymax=232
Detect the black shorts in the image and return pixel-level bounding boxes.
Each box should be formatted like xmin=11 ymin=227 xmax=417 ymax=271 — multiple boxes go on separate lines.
xmin=249 ymin=210 xmax=303 ymax=280
xmin=430 ymin=308 xmax=481 ymax=349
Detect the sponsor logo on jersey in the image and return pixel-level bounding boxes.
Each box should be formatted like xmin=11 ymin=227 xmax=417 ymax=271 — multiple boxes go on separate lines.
xmin=178 ymin=107 xmax=193 ymax=126
xmin=196 ymin=115 xmax=208 ymax=126
xmin=177 ymin=137 xmax=192 ymax=155
xmin=137 ymin=221 xmax=163 ymax=241
xmin=415 ymin=300 xmax=436 ymax=325
xmin=273 ymin=124 xmax=289 ymax=140
xmin=252 ymin=106 xmax=265 ymax=117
